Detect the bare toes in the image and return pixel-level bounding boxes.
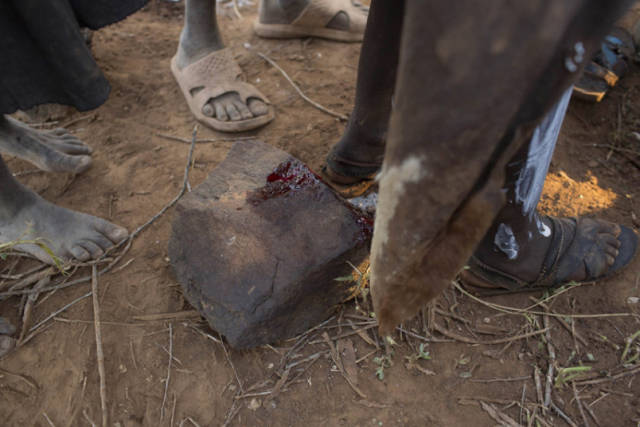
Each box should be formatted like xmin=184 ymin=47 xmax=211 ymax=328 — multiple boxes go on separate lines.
xmin=226 ymin=104 xmax=241 ymax=121
xmin=605 ymin=254 xmax=616 ymax=266
xmin=54 ymin=141 xmax=92 ymax=155
xmin=598 ymin=221 xmax=621 ymax=237
xmin=248 ymin=98 xmax=269 ymax=116
xmin=98 ymin=223 xmax=128 ymax=244
xmin=214 ymin=102 xmax=229 ymax=121
xmin=69 ymin=246 xmax=91 ymax=261
xmin=600 ymin=233 xmax=622 ymax=249
xmin=51 ymin=128 xmax=69 ymax=136
xmin=79 ymin=240 xmax=104 ymax=259
xmin=202 ymin=103 xmax=215 ymax=117
xmin=234 ymin=101 xmax=254 ymax=120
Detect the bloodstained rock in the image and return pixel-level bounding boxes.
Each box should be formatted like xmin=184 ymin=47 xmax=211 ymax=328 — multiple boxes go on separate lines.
xmin=169 ymin=140 xmax=371 ymax=348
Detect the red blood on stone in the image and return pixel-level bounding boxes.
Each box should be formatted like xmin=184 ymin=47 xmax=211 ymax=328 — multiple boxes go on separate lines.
xmin=169 ymin=140 xmax=371 ymax=348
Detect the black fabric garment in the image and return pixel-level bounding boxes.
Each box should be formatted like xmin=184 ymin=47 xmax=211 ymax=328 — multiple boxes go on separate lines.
xmin=0 ymin=0 xmax=147 ymax=114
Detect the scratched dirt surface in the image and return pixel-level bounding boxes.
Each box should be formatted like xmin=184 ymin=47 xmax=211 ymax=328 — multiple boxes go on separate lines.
xmin=1 ymin=2 xmax=640 ymax=426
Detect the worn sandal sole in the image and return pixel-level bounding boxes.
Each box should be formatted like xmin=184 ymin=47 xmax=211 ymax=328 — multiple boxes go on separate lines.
xmin=171 ymin=53 xmax=275 ymax=133
xmin=254 ymin=0 xmax=366 ymax=43
xmin=253 ymin=22 xmax=364 ymax=42
xmin=320 ymin=164 xmax=377 ymax=198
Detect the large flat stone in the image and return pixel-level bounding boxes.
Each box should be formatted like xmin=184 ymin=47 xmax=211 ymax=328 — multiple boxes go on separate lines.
xmin=169 ymin=140 xmax=371 ymax=348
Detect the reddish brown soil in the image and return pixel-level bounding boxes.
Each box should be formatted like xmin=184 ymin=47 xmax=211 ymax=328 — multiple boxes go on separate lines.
xmin=1 ymin=3 xmax=639 ymax=426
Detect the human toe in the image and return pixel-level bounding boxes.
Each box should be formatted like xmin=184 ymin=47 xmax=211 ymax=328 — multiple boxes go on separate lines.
xmin=234 ymin=100 xmax=254 ymax=120
xmin=53 ymin=141 xmax=93 ymax=155
xmin=78 ymin=240 xmax=105 ymax=259
xmin=50 ymin=128 xmax=70 ymax=136
xmin=225 ymin=104 xmax=242 ymax=121
xmin=214 ymin=102 xmax=229 ymax=121
xmin=248 ymin=98 xmax=269 ymax=116
xmin=595 ymin=220 xmax=621 ymax=237
xmin=97 ymin=222 xmax=128 ymax=244
xmin=69 ymin=245 xmax=91 ymax=261
xmin=44 ymin=150 xmax=92 ymax=174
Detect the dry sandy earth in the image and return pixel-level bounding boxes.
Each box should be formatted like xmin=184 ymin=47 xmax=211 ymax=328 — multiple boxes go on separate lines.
xmin=1 ymin=2 xmax=640 ymax=426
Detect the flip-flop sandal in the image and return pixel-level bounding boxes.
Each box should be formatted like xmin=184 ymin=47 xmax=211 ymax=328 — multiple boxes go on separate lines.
xmin=253 ymin=0 xmax=367 ymax=42
xmin=171 ymin=49 xmax=275 ymax=133
xmin=321 ymin=165 xmax=378 ymax=198
xmin=573 ymin=28 xmax=634 ymax=103
xmin=460 ymin=216 xmax=639 ymax=296
xmin=321 ymin=149 xmax=380 ymax=197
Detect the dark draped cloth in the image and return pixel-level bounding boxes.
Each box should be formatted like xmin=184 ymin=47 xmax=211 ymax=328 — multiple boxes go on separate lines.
xmin=0 ymin=0 xmax=147 ymax=114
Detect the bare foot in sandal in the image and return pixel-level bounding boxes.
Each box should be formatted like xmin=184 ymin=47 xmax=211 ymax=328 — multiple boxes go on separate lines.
xmin=462 ymin=211 xmax=639 ymax=292
xmin=255 ymin=0 xmax=368 ymax=42
xmin=174 ymin=0 xmax=273 ymax=132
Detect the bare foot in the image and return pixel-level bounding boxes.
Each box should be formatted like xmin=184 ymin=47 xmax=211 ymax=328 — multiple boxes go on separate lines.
xmin=464 ymin=215 xmax=637 ymax=291
xmin=0 ymin=115 xmax=92 ymax=174
xmin=175 ymin=0 xmax=269 ymax=128
xmin=0 ymin=157 xmax=127 ymax=264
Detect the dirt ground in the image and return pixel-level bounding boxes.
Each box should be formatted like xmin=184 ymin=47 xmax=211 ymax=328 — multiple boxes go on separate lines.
xmin=2 ymin=2 xmax=640 ymax=426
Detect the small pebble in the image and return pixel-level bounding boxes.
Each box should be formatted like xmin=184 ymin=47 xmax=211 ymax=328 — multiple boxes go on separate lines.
xmin=248 ymin=398 xmax=261 ymax=411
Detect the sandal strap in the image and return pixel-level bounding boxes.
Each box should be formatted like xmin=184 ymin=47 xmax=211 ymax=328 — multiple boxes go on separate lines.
xmin=180 ymin=48 xmax=242 ymax=86
xmin=174 ymin=49 xmax=271 ymax=109
xmin=465 ymin=216 xmax=572 ymax=291
xmin=292 ymin=0 xmax=361 ymax=28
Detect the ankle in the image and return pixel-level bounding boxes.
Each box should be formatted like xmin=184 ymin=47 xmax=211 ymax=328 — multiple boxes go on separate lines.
xmin=259 ymin=0 xmax=309 ymax=24
xmin=177 ymin=28 xmax=224 ymax=66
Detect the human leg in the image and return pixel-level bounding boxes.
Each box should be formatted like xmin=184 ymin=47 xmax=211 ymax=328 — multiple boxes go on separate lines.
xmin=463 ymin=88 xmax=637 ymax=291
xmin=369 ymin=0 xmax=635 ymax=334
xmin=173 ymin=0 xmax=273 ymax=132
xmin=323 ymin=0 xmax=403 ymax=185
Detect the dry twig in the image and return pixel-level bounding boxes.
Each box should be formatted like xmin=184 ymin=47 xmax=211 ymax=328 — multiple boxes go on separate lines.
xmin=160 ymin=323 xmax=173 ymax=421
xmin=91 ymin=265 xmax=108 ymax=427
xmin=433 ymin=322 xmax=548 ymax=345
xmin=572 ymin=383 xmax=590 ymax=427
xmin=133 ymin=310 xmax=200 ymax=322
xmin=0 ymin=126 xmax=199 ymax=301
xmin=155 ymin=133 xmax=254 ymax=144
xmin=543 ymin=314 xmax=555 ymax=409
xmin=257 ymin=52 xmax=348 ymax=121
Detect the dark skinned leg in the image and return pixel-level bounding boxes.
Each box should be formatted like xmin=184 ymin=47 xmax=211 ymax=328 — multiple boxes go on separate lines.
xmin=324 ymin=0 xmax=404 ymax=183
xmin=369 ymin=0 xmax=634 ymax=334
xmin=464 ymin=87 xmax=631 ymax=290
xmin=175 ymin=0 xmax=269 ymax=122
